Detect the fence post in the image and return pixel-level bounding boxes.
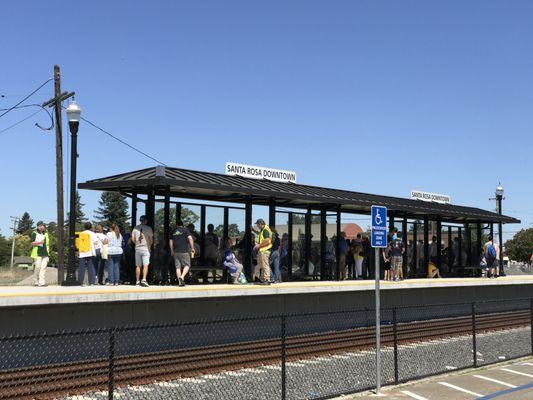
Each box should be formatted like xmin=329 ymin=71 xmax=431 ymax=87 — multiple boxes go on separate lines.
xmin=281 ymin=315 xmax=286 ymax=400
xmin=108 ymin=328 xmax=115 ymax=400
xmin=393 ymin=308 xmax=399 ymax=385
xmin=472 ymin=303 xmax=477 ymax=368
xmin=530 ymin=298 xmax=533 ymax=356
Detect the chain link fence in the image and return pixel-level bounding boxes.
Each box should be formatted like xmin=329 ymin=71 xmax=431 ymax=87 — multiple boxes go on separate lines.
xmin=0 ymin=298 xmax=531 ymax=400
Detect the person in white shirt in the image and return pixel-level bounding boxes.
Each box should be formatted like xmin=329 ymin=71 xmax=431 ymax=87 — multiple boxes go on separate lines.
xmin=131 ymin=215 xmax=153 ymax=287
xmin=78 ymin=222 xmax=99 ymax=285
xmin=106 ymin=223 xmax=123 ymax=285
xmin=94 ymin=224 xmax=108 ymax=285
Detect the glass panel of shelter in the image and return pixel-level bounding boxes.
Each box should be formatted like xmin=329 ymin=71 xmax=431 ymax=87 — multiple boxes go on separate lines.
xmin=128 ymin=195 xmax=499 ymax=284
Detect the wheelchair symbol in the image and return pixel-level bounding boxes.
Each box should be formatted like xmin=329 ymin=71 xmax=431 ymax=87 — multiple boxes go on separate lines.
xmin=375 ymin=211 xmax=383 ymax=226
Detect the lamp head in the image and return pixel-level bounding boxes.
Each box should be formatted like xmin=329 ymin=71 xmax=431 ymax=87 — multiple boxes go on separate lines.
xmin=65 ymin=100 xmax=81 ymax=123
xmin=495 ymin=183 xmax=504 ymax=198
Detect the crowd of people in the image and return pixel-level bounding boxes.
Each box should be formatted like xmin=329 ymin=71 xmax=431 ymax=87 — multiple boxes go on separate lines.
xmin=28 ymin=217 xmax=505 ymax=287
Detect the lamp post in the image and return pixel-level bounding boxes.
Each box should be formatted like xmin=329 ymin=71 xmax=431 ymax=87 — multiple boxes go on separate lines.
xmin=62 ymin=101 xmax=82 ymax=286
xmin=495 ymin=183 xmax=505 ymax=276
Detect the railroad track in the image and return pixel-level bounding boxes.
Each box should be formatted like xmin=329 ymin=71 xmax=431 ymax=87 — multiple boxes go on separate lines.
xmin=0 ymin=310 xmax=529 ymax=400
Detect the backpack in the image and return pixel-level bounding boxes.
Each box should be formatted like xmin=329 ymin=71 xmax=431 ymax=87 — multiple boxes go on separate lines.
xmin=485 ymin=243 xmax=497 ymax=263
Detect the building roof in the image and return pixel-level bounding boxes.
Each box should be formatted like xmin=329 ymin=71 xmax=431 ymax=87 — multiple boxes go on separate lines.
xmin=78 ymin=166 xmax=519 ymax=224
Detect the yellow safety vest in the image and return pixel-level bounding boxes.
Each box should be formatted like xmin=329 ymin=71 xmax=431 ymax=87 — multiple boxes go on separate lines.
xmin=30 ymin=231 xmax=50 ymax=259
xmin=258 ymin=225 xmax=273 ymax=253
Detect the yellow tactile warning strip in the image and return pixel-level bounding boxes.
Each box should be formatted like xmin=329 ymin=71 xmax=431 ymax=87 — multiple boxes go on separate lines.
xmin=1 ymin=276 xmax=532 ymax=299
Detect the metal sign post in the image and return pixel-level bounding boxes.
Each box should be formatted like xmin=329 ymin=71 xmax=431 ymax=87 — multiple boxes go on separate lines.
xmin=371 ymin=205 xmax=387 ymax=395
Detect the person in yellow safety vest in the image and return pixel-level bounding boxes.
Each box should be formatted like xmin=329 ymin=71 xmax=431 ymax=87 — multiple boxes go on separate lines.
xmin=251 ymin=218 xmax=272 ymax=285
xmin=30 ymin=221 xmax=50 ymax=287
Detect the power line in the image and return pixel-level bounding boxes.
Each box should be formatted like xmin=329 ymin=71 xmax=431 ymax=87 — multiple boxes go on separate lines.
xmin=0 ymin=104 xmax=54 ymax=135
xmin=0 ymin=108 xmax=44 ymax=135
xmin=78 ymin=114 xmax=167 ymax=166
xmin=0 ymin=78 xmax=52 ymax=119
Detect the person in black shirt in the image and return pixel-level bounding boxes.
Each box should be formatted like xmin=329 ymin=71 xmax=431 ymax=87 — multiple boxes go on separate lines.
xmin=170 ymin=220 xmax=195 ymax=286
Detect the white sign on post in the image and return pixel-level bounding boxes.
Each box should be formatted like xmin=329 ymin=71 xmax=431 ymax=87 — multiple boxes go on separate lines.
xmin=410 ymin=190 xmax=451 ymax=204
xmin=225 ymin=162 xmax=297 ymax=183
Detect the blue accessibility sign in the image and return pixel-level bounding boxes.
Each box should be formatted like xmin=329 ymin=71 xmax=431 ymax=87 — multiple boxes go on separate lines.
xmin=371 ymin=205 xmax=388 ymax=248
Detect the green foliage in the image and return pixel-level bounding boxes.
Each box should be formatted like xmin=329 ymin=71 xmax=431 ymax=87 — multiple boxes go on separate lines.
xmin=214 ymin=223 xmax=241 ymax=238
xmin=505 ymin=228 xmax=533 ymax=263
xmin=65 ymin=191 xmax=87 ymax=232
xmin=14 ymin=234 xmax=32 ymax=259
xmin=292 ymin=214 xmax=321 ymax=224
xmin=94 ymin=191 xmax=130 ymax=228
xmin=16 ymin=212 xmax=34 ymax=235
xmin=154 ymin=207 xmax=200 ymax=241
xmin=0 ymin=234 xmax=11 ymax=265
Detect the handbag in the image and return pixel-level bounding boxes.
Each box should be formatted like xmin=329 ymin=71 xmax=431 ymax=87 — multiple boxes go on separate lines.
xmin=101 ymin=244 xmax=109 ymax=260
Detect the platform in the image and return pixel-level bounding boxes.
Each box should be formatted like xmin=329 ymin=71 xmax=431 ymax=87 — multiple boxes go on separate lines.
xmin=1 ymin=276 xmax=533 ymax=307
xmin=1 ymin=276 xmax=532 ymax=336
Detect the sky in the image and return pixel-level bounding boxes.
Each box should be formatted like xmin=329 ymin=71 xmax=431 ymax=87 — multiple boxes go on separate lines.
xmin=1 ymin=1 xmax=532 ymax=239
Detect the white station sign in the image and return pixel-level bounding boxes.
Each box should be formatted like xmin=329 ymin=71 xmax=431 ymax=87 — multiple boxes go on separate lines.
xmin=411 ymin=190 xmax=451 ymax=204
xmin=225 ymin=162 xmax=297 ymax=183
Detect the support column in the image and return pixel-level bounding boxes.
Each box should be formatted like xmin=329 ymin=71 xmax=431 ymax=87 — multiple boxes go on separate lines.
xmin=447 ymin=226 xmax=452 ymax=273
xmin=498 ymin=222 xmax=504 ymax=276
xmin=129 ymin=192 xmax=138 ymax=285
xmin=423 ymin=217 xmax=429 ymax=273
xmin=465 ymin=224 xmax=472 ymax=265
xmin=320 ymin=207 xmax=327 ymax=280
xmin=476 ymin=222 xmax=482 ymax=264
xmin=223 ymin=207 xmax=229 ymax=239
xmin=200 ymin=205 xmax=206 ymax=265
xmin=412 ymin=222 xmax=418 ymax=276
xmin=175 ymin=202 xmax=181 ymax=225
xmin=269 ymin=198 xmax=276 ymax=228
xmin=162 ymin=188 xmax=170 ymax=284
xmin=287 ymin=212 xmax=293 ymax=279
xmin=305 ymin=208 xmax=312 ymax=276
xmin=389 ymin=212 xmax=395 ymax=233
xmin=436 ymin=218 xmax=442 ymax=269
xmin=458 ymin=226 xmax=463 ymax=267
xmin=244 ymin=197 xmax=253 ymax=279
xmin=490 ymin=223 xmax=494 ymax=240
xmin=130 ymin=192 xmax=138 ymax=230
xmin=146 ymin=191 xmax=155 ymax=283
xmin=402 ymin=217 xmax=408 ymax=277
xmin=336 ymin=207 xmax=341 ymax=281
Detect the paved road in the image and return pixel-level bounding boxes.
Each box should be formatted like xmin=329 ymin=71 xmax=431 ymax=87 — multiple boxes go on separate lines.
xmin=350 ymin=357 xmax=533 ymax=400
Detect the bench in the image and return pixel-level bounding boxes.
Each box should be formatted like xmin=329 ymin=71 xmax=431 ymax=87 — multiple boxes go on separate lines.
xmin=189 ymin=265 xmax=226 ymax=284
xmin=455 ymin=265 xmax=483 ymax=277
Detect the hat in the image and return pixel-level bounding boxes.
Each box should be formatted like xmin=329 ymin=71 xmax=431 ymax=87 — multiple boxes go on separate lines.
xmin=140 ymin=215 xmax=147 ymax=221
xmin=255 ymin=218 xmax=265 ymax=225
xmin=36 ymin=221 xmax=45 ymax=227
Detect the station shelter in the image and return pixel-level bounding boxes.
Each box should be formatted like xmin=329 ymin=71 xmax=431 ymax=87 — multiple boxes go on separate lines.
xmin=79 ymin=166 xmax=520 ymax=283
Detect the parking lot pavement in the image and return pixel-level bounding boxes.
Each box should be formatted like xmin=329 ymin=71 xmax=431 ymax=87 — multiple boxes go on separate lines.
xmin=344 ymin=358 xmax=533 ymax=400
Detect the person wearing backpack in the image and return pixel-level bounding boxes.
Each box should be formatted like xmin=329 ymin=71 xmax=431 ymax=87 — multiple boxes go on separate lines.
xmin=483 ymin=235 xmax=500 ymax=278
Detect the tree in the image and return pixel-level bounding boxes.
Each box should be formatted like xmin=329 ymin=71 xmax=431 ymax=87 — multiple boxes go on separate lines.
xmin=16 ymin=212 xmax=34 ymax=236
xmin=94 ymin=191 xmax=130 ymax=227
xmin=14 ymin=234 xmax=31 ymax=259
xmin=0 ymin=234 xmax=11 ymax=266
xmin=154 ymin=206 xmax=200 ymax=242
xmin=292 ymin=214 xmax=321 ymax=224
xmin=214 ymin=223 xmax=241 ymax=238
xmin=505 ymin=228 xmax=533 ymax=264
xmin=65 ymin=191 xmax=87 ymax=230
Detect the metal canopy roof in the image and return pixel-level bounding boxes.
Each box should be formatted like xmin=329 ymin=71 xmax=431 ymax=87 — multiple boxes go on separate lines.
xmin=78 ymin=166 xmax=520 ymax=224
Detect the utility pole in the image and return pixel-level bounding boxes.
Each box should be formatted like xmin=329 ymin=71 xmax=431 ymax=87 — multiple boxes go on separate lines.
xmin=53 ymin=66 xmax=65 ymax=283
xmin=10 ymin=216 xmax=19 ymax=269
xmin=42 ymin=65 xmax=74 ymax=284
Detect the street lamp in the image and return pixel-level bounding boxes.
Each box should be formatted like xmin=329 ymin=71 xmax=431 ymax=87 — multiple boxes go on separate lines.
xmin=495 ymin=183 xmax=505 ymax=276
xmin=62 ymin=100 xmax=82 ymax=286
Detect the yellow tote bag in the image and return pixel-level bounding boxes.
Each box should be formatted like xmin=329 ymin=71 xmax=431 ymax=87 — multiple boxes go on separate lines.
xmin=75 ymin=232 xmax=91 ymax=253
